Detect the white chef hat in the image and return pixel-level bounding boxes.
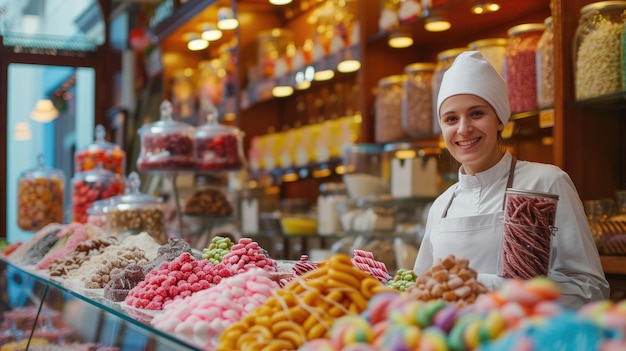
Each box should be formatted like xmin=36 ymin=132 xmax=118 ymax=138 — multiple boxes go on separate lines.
xmin=436 ymin=50 xmax=511 ymax=125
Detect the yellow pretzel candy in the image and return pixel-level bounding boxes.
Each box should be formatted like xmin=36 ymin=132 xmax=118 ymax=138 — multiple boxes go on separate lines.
xmin=302 ymin=313 xmax=320 ymax=331
xmin=270 ymin=310 xmax=290 ymax=324
xmin=328 ymin=270 xmax=361 ymax=290
xmin=302 ymin=289 xmax=322 ymax=306
xmin=237 ymin=333 xmax=263 ymax=350
xmin=345 ymin=289 xmax=368 ymax=311
xmin=328 ymin=305 xmax=345 ymax=317
xmin=288 ymin=306 xmax=309 ymax=323
xmin=272 ymin=320 xmax=298 ymax=335
xmin=278 ymin=329 xmax=306 ymax=347
xmin=260 ymin=339 xmax=295 ymax=351
xmin=349 ymin=302 xmax=361 ymax=314
xmin=249 ymin=323 xmax=274 ymax=339
xmin=307 ymin=322 xmax=328 ymax=340
xmin=360 ymin=277 xmax=382 ymax=298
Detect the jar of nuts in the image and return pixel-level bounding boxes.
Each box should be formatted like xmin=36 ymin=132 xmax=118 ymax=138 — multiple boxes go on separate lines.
xmin=136 ymin=100 xmax=196 ymax=172
xmin=505 ymin=23 xmax=545 ymax=113
xmin=375 ymin=75 xmax=408 ymax=144
xmin=75 ymin=124 xmax=125 ymax=175
xmin=194 ymin=109 xmax=245 ymax=172
xmin=573 ymin=1 xmax=626 ymax=100
xmin=105 ymin=172 xmax=167 ymax=244
xmin=401 ymin=62 xmax=436 ymax=139
xmin=17 ymin=154 xmax=65 ymax=231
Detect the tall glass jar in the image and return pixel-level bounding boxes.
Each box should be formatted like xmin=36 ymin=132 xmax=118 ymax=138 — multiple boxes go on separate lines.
xmin=375 ymin=75 xmax=408 ymax=143
xmin=432 ymin=47 xmax=467 ymax=133
xmin=468 ymin=38 xmax=508 ymax=77
xmin=342 ymin=144 xmax=388 ymax=199
xmin=17 ymin=155 xmax=65 ymax=231
xmin=401 ymin=63 xmax=436 ymax=139
xmin=505 ymin=23 xmax=545 ymax=113
xmin=536 ymin=16 xmax=555 ymax=109
xmin=574 ymin=1 xmax=626 ymax=100
xmin=75 ymin=124 xmax=125 ymax=175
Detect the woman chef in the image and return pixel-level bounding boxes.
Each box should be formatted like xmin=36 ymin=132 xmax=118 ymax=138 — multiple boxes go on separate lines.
xmin=413 ymin=51 xmax=609 ymax=309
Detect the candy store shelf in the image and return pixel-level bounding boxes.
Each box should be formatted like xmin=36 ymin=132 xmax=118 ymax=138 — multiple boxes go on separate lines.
xmin=600 ymin=255 xmax=626 ymax=275
xmin=0 ymin=258 xmax=202 ymax=351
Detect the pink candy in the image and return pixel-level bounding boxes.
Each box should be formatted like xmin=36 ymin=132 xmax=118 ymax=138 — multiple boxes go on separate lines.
xmin=352 ymin=250 xmax=391 ymax=283
xmin=151 ymin=269 xmax=279 ymax=350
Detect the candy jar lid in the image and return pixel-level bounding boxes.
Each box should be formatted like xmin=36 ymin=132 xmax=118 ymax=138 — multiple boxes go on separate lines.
xmin=21 ymin=154 xmax=65 ymax=180
xmin=78 ymin=124 xmax=123 ymax=153
xmin=138 ymin=100 xmax=196 ymax=135
xmin=194 ymin=107 xmax=242 ymax=138
xmin=107 ymin=172 xmax=162 ymax=210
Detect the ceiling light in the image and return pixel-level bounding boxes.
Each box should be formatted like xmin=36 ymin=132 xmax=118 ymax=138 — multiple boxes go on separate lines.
xmin=424 ymin=15 xmax=451 ymax=32
xmin=337 ymin=59 xmax=361 ymax=73
xmin=269 ymin=0 xmax=293 ymax=4
xmin=14 ymin=122 xmax=32 ymax=140
xmin=201 ymin=23 xmax=223 ymax=41
xmin=388 ymin=30 xmax=414 ymax=48
xmin=187 ymin=34 xmax=208 ymax=51
xmin=295 ymin=71 xmax=312 ymax=90
xmin=31 ymin=99 xmax=59 ymax=123
xmin=313 ymin=69 xmax=335 ymax=81
xmin=217 ymin=7 xmax=239 ymax=30
xmin=272 ymin=85 xmax=294 ymax=97
xmin=471 ymin=0 xmax=501 ymax=14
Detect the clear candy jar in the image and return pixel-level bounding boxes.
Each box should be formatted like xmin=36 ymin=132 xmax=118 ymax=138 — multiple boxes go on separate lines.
xmin=75 ymin=124 xmax=125 ymax=175
xmin=468 ymin=38 xmax=508 ymax=77
xmin=432 ymin=48 xmax=467 ymax=133
xmin=382 ymin=143 xmax=442 ymax=198
xmin=194 ymin=110 xmax=245 ymax=172
xmin=574 ymin=1 xmax=626 ymax=100
xmin=136 ymin=100 xmax=196 ymax=171
xmin=342 ymin=144 xmax=389 ymax=199
xmin=375 ymin=74 xmax=408 ymax=143
xmin=71 ymin=165 xmax=124 ymax=224
xmin=17 ymin=155 xmax=65 ymax=231
xmin=537 ymin=16 xmax=555 ymax=108
xmin=401 ymin=63 xmax=436 ymax=139
xmin=86 ymin=198 xmax=110 ymax=229
xmin=105 ymin=172 xmax=167 ymax=244
xmin=505 ymin=23 xmax=545 ymax=113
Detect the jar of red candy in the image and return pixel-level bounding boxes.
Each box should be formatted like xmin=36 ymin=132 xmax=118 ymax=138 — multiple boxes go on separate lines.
xmin=194 ymin=109 xmax=245 ymax=172
xmin=105 ymin=172 xmax=167 ymax=244
xmin=136 ymin=100 xmax=196 ymax=171
xmin=75 ymin=124 xmax=125 ymax=175
xmin=505 ymin=23 xmax=545 ymax=114
xmin=17 ymin=155 xmax=65 ymax=231
xmin=71 ymin=166 xmax=124 ymax=224
xmin=498 ymin=188 xmax=559 ymax=280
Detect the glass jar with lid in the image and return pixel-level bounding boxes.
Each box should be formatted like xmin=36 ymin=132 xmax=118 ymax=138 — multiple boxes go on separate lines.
xmin=375 ymin=74 xmax=408 ymax=143
xmin=75 ymin=124 xmax=125 ymax=175
xmin=537 ymin=17 xmax=555 ymax=108
xmin=342 ymin=144 xmax=389 ymax=199
xmin=382 ymin=142 xmax=442 ymax=198
xmin=17 ymin=155 xmax=65 ymax=231
xmin=71 ymin=165 xmax=124 ymax=224
xmin=505 ymin=23 xmax=545 ymax=113
xmin=574 ymin=1 xmax=626 ymax=101
xmin=105 ymin=172 xmax=167 ymax=244
xmin=317 ymin=182 xmax=347 ymax=236
xmin=87 ymin=198 xmax=110 ymax=230
xmin=432 ymin=48 xmax=467 ymax=134
xmin=136 ymin=100 xmax=196 ymax=171
xmin=468 ymin=38 xmax=508 ymax=77
xmin=401 ymin=63 xmax=435 ymax=139
xmin=194 ymin=109 xmax=245 ymax=172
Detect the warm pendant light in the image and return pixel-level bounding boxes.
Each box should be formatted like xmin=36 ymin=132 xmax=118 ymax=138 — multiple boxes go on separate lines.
xmin=471 ymin=0 xmax=501 ymax=14
xmin=272 ymin=85 xmax=294 ymax=97
xmin=217 ymin=8 xmax=239 ymax=30
xmin=269 ymin=0 xmax=293 ymax=4
xmin=201 ymin=23 xmax=223 ymax=41
xmin=424 ymin=14 xmax=451 ymax=32
xmin=388 ymin=29 xmax=414 ymax=48
xmin=30 ymin=99 xmax=59 ymax=123
xmin=337 ymin=59 xmax=361 ymax=73
xmin=187 ymin=34 xmax=209 ymax=51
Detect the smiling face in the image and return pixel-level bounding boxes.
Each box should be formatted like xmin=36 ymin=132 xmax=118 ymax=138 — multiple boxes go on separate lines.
xmin=439 ymin=94 xmax=504 ymax=175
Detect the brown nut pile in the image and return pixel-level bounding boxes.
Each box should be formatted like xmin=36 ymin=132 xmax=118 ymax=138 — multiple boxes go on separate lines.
xmin=107 ymin=207 xmax=167 ymax=244
xmin=82 ymin=246 xmax=148 ymax=289
xmin=406 ymin=254 xmax=488 ymax=307
xmin=183 ymin=188 xmax=233 ymax=217
xmin=48 ymin=237 xmax=118 ymax=277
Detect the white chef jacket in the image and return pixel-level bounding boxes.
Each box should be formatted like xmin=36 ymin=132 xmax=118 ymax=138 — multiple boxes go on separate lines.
xmin=413 ymin=152 xmax=609 ymax=309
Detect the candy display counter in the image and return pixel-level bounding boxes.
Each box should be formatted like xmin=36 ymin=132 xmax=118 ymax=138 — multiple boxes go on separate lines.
xmin=0 ymin=258 xmax=202 ymax=351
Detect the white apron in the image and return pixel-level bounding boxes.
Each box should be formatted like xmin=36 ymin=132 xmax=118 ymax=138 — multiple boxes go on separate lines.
xmin=430 ymin=157 xmax=517 ymax=273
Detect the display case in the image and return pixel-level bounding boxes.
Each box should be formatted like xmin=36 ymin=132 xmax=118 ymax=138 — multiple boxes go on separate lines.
xmin=0 ymin=258 xmax=201 ymax=351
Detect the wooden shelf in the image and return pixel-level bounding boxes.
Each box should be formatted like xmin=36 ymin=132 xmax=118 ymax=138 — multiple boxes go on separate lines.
xmin=600 ymin=255 xmax=626 ymax=275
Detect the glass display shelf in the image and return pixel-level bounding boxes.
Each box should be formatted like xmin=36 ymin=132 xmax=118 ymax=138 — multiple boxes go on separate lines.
xmin=0 ymin=258 xmax=202 ymax=351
